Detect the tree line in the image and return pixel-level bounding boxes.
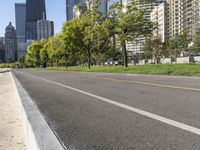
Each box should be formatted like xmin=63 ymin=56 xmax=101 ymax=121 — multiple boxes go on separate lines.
xmin=19 ymin=0 xmax=200 ymax=68
xmin=142 ymin=29 xmax=200 ymax=64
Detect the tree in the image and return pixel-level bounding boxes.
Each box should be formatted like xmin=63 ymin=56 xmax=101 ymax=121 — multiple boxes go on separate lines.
xmin=70 ymin=0 xmax=112 ymax=68
xmin=25 ymin=40 xmax=46 ymax=67
xmin=143 ymin=36 xmax=163 ymax=63
xmin=177 ymin=31 xmax=188 ymax=56
xmin=62 ymin=19 xmax=86 ymax=66
xmin=108 ymin=0 xmax=155 ymax=67
xmin=191 ymin=28 xmax=200 ymax=54
xmin=40 ymin=44 xmax=49 ymax=68
xmin=46 ymin=35 xmax=64 ymax=67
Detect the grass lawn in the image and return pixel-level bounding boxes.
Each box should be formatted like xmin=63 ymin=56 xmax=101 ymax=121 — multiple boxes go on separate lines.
xmin=45 ymin=64 xmax=200 ymax=76
xmin=0 ymin=63 xmax=15 ymax=68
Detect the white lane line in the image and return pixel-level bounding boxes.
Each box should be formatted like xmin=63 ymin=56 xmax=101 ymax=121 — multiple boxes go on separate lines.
xmin=18 ymin=71 xmax=200 ymax=136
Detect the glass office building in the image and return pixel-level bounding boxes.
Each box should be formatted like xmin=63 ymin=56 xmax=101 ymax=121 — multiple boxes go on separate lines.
xmin=25 ymin=0 xmax=46 ymax=41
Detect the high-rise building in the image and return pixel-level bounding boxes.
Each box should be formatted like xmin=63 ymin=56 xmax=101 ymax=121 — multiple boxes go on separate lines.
xmin=167 ymin=0 xmax=183 ymax=38
xmin=157 ymin=0 xmax=200 ymax=42
xmin=66 ymin=0 xmax=108 ymax=20
xmin=183 ymin=0 xmax=200 ymax=41
xmin=87 ymin=0 xmax=108 ymax=15
xmin=95 ymin=0 xmax=108 ymax=15
xmin=0 ymin=37 xmax=5 ymax=62
xmin=5 ymin=22 xmax=17 ymax=63
xmin=15 ymin=3 xmax=26 ymax=58
xmin=168 ymin=0 xmax=200 ymax=41
xmin=151 ymin=2 xmax=168 ymax=42
xmin=66 ymin=0 xmax=85 ymax=21
xmin=37 ymin=20 xmax=54 ymax=40
xmin=26 ymin=0 xmax=46 ymax=41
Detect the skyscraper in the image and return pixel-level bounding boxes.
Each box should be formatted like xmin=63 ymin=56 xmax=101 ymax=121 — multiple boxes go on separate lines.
xmin=66 ymin=0 xmax=108 ymax=20
xmin=26 ymin=0 xmax=46 ymax=41
xmin=15 ymin=3 xmax=26 ymax=58
xmin=37 ymin=20 xmax=54 ymax=40
xmin=151 ymin=2 xmax=168 ymax=42
xmin=167 ymin=0 xmax=200 ymax=42
xmin=5 ymin=22 xmax=17 ymax=63
xmin=66 ymin=0 xmax=85 ymax=21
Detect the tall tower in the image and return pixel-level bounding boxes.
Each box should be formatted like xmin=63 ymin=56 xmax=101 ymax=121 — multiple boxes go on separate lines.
xmin=66 ymin=0 xmax=85 ymax=21
xmin=66 ymin=0 xmax=108 ymax=21
xmin=5 ymin=22 xmax=17 ymax=63
xmin=15 ymin=3 xmax=26 ymax=58
xmin=26 ymin=0 xmax=46 ymax=41
xmin=166 ymin=0 xmax=200 ymax=42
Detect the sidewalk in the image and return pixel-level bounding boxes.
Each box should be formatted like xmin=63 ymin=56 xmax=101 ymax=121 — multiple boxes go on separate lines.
xmin=0 ymin=69 xmax=26 ymax=150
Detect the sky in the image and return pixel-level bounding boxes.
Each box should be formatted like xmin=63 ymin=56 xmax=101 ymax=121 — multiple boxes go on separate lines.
xmin=0 ymin=0 xmax=66 ymax=37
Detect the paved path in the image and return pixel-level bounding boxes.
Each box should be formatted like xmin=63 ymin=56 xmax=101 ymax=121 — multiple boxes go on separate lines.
xmin=0 ymin=69 xmax=26 ymax=150
xmin=13 ymin=69 xmax=200 ymax=150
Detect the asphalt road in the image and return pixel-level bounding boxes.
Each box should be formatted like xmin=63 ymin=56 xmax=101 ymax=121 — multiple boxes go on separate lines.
xmin=13 ymin=69 xmax=200 ymax=150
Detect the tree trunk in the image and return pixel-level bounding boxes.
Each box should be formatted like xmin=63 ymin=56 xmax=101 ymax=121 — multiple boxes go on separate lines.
xmin=88 ymin=48 xmax=91 ymax=69
xmin=65 ymin=56 xmax=68 ymax=68
xmin=123 ymin=41 xmax=128 ymax=67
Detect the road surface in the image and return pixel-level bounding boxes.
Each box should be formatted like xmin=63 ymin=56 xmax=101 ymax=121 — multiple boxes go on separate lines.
xmin=13 ymin=69 xmax=200 ymax=150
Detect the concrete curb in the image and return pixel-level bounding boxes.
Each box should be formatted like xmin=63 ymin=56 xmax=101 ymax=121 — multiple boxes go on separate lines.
xmin=11 ymin=71 xmax=65 ymax=150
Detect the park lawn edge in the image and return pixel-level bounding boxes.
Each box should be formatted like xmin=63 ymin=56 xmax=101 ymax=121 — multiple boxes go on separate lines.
xmin=42 ymin=64 xmax=200 ymax=77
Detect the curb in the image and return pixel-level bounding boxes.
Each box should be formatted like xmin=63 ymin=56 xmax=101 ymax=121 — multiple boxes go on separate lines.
xmin=11 ymin=71 xmax=65 ymax=150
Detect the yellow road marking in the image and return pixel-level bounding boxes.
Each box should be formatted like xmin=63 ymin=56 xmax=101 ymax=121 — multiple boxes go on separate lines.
xmin=89 ymin=76 xmax=200 ymax=92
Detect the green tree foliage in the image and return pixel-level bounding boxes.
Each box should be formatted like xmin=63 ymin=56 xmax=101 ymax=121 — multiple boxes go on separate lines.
xmin=108 ymin=0 xmax=155 ymax=67
xmin=62 ymin=19 xmax=86 ymax=66
xmin=46 ymin=35 xmax=64 ymax=67
xmin=143 ymin=36 xmax=163 ymax=63
xmin=191 ymin=28 xmax=200 ymax=54
xmin=25 ymin=39 xmax=47 ymax=67
xmin=23 ymin=0 xmax=156 ymax=68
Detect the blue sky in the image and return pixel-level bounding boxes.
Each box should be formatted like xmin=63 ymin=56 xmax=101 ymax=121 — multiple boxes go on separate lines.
xmin=0 ymin=0 xmax=66 ymax=37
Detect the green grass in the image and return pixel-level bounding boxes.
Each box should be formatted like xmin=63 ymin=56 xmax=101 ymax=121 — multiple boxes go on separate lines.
xmin=45 ymin=64 xmax=200 ymax=76
xmin=0 ymin=63 xmax=15 ymax=68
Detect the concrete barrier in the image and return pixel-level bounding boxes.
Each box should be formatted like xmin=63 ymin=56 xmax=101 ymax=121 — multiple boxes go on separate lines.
xmin=11 ymin=71 xmax=65 ymax=150
xmin=176 ymin=57 xmax=190 ymax=64
xmin=160 ymin=58 xmax=172 ymax=64
xmin=194 ymin=56 xmax=200 ymax=63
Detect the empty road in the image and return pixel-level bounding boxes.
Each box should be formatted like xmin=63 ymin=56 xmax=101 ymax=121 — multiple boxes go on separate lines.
xmin=13 ymin=69 xmax=200 ymax=150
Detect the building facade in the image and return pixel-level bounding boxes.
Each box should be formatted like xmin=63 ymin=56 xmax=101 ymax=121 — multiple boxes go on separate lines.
xmin=167 ymin=0 xmax=183 ymax=38
xmin=5 ymin=22 xmax=17 ymax=63
xmin=152 ymin=0 xmax=200 ymax=42
xmin=66 ymin=0 xmax=85 ymax=21
xmin=15 ymin=3 xmax=26 ymax=58
xmin=151 ymin=2 xmax=168 ymax=42
xmin=37 ymin=20 xmax=54 ymax=40
xmin=67 ymin=0 xmax=108 ymax=20
xmin=0 ymin=37 xmax=5 ymax=62
xmin=26 ymin=0 xmax=46 ymax=41
xmin=182 ymin=0 xmax=200 ymax=41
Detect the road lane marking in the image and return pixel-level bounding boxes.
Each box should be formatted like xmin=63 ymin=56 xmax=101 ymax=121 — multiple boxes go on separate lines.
xmin=16 ymin=71 xmax=200 ymax=136
xmin=89 ymin=76 xmax=200 ymax=92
